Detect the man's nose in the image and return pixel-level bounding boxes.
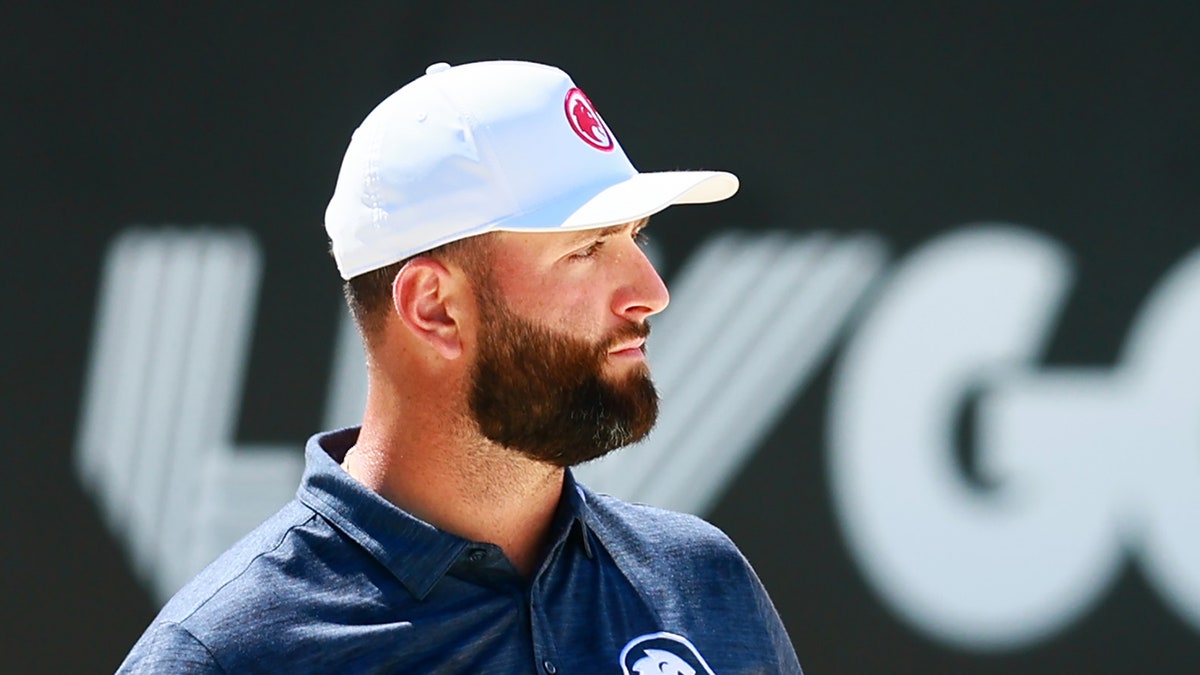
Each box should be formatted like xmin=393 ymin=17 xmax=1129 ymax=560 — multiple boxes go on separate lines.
xmin=613 ymin=243 xmax=670 ymax=322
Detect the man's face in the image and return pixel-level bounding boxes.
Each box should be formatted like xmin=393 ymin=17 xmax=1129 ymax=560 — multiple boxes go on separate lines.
xmin=464 ymin=222 xmax=668 ymax=467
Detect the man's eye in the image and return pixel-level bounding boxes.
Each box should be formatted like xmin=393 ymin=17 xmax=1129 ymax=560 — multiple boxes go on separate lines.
xmin=634 ymin=231 xmax=649 ymax=247
xmin=571 ymin=241 xmax=603 ymax=259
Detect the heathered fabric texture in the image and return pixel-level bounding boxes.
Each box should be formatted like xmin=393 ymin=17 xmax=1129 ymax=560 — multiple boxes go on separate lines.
xmin=118 ymin=428 xmax=802 ymax=674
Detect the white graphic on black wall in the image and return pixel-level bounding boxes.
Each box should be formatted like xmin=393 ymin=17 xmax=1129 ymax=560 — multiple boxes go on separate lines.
xmin=75 ymin=227 xmax=877 ymax=603
xmin=74 ymin=223 xmax=1200 ymax=651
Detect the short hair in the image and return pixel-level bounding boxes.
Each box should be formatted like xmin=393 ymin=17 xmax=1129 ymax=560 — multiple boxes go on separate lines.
xmin=342 ymin=235 xmax=494 ymax=343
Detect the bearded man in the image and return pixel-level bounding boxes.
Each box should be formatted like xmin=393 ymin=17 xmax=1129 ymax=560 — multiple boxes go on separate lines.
xmin=119 ymin=60 xmax=803 ymax=674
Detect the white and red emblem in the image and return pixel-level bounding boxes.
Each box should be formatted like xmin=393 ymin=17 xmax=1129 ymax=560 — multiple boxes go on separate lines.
xmin=619 ymin=632 xmax=715 ymax=675
xmin=564 ymin=87 xmax=614 ymax=151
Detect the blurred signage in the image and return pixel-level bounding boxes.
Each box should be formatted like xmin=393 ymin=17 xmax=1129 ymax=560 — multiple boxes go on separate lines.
xmin=76 ymin=223 xmax=1200 ymax=652
xmin=830 ymin=225 xmax=1200 ymax=649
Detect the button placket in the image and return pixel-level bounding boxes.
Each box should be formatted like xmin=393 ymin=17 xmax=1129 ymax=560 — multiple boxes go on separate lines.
xmin=529 ymin=580 xmax=560 ymax=675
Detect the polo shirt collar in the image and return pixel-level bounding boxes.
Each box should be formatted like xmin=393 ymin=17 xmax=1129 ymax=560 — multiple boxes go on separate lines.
xmin=556 ymin=468 xmax=596 ymax=560
xmin=296 ymin=427 xmax=595 ymax=600
xmin=298 ymin=428 xmax=467 ymax=600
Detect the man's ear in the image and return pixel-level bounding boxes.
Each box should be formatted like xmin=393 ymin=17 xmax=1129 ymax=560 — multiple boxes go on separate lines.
xmin=392 ymin=257 xmax=467 ymax=360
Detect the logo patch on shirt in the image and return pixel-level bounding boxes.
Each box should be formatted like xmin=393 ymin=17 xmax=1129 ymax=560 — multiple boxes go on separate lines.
xmin=619 ymin=632 xmax=715 ymax=675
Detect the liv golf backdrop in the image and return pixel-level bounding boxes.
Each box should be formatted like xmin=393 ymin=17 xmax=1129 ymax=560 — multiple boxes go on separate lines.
xmin=3 ymin=3 xmax=1199 ymax=672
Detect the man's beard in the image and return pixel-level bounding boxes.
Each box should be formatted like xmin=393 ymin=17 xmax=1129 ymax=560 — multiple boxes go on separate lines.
xmin=467 ymin=285 xmax=660 ymax=467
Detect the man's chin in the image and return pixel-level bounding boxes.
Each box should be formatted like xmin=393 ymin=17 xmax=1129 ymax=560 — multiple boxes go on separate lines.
xmin=601 ymin=359 xmax=651 ymax=383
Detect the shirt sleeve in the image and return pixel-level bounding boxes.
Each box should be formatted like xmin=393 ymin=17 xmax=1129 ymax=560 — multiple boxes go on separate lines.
xmin=747 ymin=564 xmax=805 ymax=674
xmin=116 ymin=621 xmax=225 ymax=674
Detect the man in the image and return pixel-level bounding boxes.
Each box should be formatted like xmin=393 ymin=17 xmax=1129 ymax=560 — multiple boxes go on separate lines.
xmin=120 ymin=60 xmax=802 ymax=673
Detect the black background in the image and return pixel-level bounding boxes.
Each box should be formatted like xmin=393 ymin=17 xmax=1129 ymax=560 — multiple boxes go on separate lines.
xmin=3 ymin=2 xmax=1198 ymax=672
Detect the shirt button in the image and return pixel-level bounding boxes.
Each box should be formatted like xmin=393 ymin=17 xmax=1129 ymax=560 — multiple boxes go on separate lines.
xmin=542 ymin=660 xmax=557 ymax=674
xmin=467 ymin=548 xmax=487 ymax=563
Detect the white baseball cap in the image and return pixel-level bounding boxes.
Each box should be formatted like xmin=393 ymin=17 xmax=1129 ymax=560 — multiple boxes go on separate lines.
xmin=324 ymin=60 xmax=739 ymax=279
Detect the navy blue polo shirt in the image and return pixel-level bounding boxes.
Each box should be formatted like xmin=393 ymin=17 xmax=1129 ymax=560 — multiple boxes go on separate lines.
xmin=119 ymin=428 xmax=802 ymax=673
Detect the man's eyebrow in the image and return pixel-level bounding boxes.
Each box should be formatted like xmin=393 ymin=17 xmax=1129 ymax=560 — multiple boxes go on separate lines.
xmin=568 ymin=218 xmax=650 ymax=244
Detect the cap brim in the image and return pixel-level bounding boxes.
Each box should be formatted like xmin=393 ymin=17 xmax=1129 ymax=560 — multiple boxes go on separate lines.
xmin=560 ymin=170 xmax=738 ymax=230
xmin=494 ymin=170 xmax=738 ymax=235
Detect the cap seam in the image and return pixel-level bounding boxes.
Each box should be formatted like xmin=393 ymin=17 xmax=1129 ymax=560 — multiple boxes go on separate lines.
xmin=454 ymin=86 xmax=521 ymax=223
xmin=364 ymin=121 xmax=384 ymax=227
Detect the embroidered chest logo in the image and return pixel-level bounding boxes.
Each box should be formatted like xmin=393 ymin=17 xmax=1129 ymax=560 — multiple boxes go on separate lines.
xmin=564 ymin=87 xmax=614 ymax=151
xmin=620 ymin=632 xmax=716 ymax=675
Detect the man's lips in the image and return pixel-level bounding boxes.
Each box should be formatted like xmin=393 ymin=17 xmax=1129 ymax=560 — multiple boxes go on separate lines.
xmin=608 ymin=338 xmax=646 ymax=357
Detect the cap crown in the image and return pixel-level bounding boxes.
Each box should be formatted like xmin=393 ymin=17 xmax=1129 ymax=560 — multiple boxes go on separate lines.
xmin=325 ymin=61 xmax=637 ymax=279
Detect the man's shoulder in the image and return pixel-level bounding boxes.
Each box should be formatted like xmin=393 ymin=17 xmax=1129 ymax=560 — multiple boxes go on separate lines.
xmin=120 ymin=501 xmax=326 ymax=671
xmin=576 ymin=485 xmax=804 ymax=672
xmin=131 ymin=499 xmax=373 ymax=666
xmin=154 ymin=500 xmax=324 ymax=621
xmin=580 ymin=487 xmax=746 ymax=569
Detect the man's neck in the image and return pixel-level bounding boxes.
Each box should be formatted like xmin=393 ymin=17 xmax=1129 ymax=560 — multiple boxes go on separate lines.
xmin=345 ymin=414 xmax=566 ymax=578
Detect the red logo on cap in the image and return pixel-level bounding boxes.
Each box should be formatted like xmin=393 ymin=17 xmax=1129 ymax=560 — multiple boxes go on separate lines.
xmin=564 ymin=88 xmax=614 ymax=152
